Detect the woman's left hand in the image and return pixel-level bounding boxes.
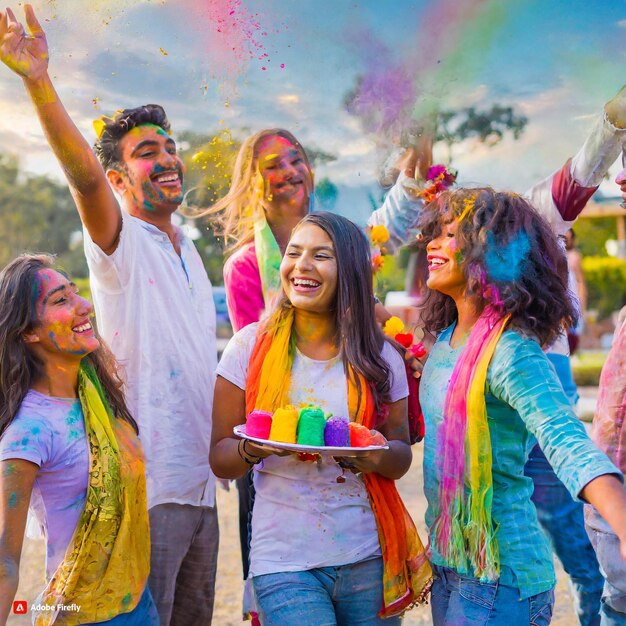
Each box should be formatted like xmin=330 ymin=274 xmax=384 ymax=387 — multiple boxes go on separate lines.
xmin=335 ymin=448 xmax=386 ymax=475
xmin=334 ymin=429 xmax=388 ymax=474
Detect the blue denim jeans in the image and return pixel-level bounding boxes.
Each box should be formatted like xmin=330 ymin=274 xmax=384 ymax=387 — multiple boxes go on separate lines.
xmin=83 ymin=586 xmax=159 ymax=625
xmin=525 ymin=444 xmax=603 ymax=626
xmin=586 ymin=525 xmax=626 ymax=626
xmin=251 ymin=557 xmax=400 ymax=626
xmin=431 ymin=564 xmax=554 ymax=626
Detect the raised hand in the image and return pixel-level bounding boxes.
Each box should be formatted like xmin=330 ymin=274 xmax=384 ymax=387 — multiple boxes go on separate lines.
xmin=605 ymin=84 xmax=626 ymax=129
xmin=0 ymin=4 xmax=48 ymax=80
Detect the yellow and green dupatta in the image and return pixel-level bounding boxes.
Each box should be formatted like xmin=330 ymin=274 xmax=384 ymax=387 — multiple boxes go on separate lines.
xmin=33 ymin=362 xmax=150 ymax=626
xmin=253 ymin=215 xmax=283 ymax=309
xmin=246 ymin=307 xmax=432 ymax=617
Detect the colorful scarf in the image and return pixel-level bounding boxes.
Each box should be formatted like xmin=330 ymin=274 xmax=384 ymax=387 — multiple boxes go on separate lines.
xmin=246 ymin=307 xmax=432 ymax=617
xmin=33 ymin=362 xmax=150 ymax=626
xmin=253 ymin=215 xmax=283 ymax=309
xmin=431 ymin=307 xmax=510 ymax=581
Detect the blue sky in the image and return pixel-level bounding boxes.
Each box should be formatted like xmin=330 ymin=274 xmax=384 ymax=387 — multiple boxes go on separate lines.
xmin=0 ymin=0 xmax=625 ymax=212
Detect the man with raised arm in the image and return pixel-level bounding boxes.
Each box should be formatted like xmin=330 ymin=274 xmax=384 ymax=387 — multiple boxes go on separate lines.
xmin=0 ymin=6 xmax=218 ymax=625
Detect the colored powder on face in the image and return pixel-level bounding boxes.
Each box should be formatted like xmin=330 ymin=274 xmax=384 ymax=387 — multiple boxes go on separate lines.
xmin=324 ymin=415 xmax=349 ymax=447
xmin=8 ymin=492 xmax=18 ymax=509
xmin=246 ymin=410 xmax=273 ymax=439
xmin=48 ymin=331 xmax=87 ymax=356
xmin=269 ymin=405 xmax=299 ymax=443
xmin=348 ymin=422 xmax=373 ymax=447
xmin=296 ymin=406 xmax=326 ymax=446
xmin=485 ymin=230 xmax=530 ymax=282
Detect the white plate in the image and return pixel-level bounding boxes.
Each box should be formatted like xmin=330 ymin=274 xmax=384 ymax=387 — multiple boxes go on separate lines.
xmin=233 ymin=424 xmax=388 ymax=456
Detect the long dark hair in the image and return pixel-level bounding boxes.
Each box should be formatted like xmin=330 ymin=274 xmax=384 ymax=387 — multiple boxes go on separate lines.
xmin=0 ymin=255 xmax=137 ymax=437
xmin=266 ymin=212 xmax=392 ymax=417
xmin=415 ymin=187 xmax=577 ymax=346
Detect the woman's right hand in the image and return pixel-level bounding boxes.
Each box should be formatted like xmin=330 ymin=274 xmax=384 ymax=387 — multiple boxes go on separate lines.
xmin=0 ymin=5 xmax=49 ymax=81
xmin=245 ymin=440 xmax=293 ymax=459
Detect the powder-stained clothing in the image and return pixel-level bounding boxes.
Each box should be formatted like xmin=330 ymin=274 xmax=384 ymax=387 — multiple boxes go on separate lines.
xmin=0 ymin=389 xmax=158 ymax=624
xmin=421 ymin=325 xmax=621 ymax=600
xmin=0 ymin=390 xmax=88 ymax=577
xmin=589 ymin=318 xmax=626 ymax=479
xmin=224 ymin=172 xmax=425 ymax=332
xmin=585 ymin=315 xmax=626 ymax=532
xmin=217 ymin=323 xmax=408 ymax=577
xmin=83 ymin=212 xmax=217 ymax=510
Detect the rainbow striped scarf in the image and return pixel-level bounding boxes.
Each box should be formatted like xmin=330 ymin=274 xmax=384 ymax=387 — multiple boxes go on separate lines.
xmin=246 ymin=307 xmax=432 ymax=616
xmin=431 ymin=307 xmax=510 ymax=581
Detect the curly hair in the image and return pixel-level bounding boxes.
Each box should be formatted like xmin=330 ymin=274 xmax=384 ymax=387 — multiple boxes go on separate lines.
xmin=93 ymin=104 xmax=171 ymax=171
xmin=0 ymin=254 xmax=137 ymax=437
xmin=185 ymin=128 xmax=313 ymax=252
xmin=415 ymin=187 xmax=577 ymax=347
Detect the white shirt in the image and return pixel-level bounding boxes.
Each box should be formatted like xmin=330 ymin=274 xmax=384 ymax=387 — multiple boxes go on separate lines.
xmin=525 ymin=113 xmax=626 ymax=355
xmin=217 ymin=323 xmax=409 ymax=576
xmin=84 ymin=211 xmax=217 ymax=508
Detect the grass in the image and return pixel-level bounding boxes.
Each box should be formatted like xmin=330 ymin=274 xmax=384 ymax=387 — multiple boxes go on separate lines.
xmin=571 ymin=351 xmax=607 ymax=387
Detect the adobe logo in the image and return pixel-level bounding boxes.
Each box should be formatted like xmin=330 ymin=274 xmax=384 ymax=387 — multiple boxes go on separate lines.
xmin=13 ymin=600 xmax=28 ymax=614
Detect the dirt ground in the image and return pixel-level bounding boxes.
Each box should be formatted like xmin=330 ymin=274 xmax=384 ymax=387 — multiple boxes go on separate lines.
xmin=9 ymin=444 xmax=579 ymax=626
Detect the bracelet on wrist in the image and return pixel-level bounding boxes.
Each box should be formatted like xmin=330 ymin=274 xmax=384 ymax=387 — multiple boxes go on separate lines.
xmin=238 ymin=438 xmax=262 ymax=465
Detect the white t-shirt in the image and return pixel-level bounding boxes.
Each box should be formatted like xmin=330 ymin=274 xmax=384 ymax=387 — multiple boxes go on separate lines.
xmin=84 ymin=212 xmax=217 ymax=508
xmin=216 ymin=323 xmax=409 ymax=576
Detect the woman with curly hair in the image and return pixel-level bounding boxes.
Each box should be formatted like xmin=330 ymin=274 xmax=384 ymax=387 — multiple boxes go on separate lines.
xmin=414 ymin=188 xmax=626 ymax=626
xmin=0 ymin=255 xmax=157 ymax=625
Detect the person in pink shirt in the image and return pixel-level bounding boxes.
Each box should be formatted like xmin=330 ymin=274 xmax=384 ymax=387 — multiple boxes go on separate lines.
xmin=584 ymin=151 xmax=626 ymax=626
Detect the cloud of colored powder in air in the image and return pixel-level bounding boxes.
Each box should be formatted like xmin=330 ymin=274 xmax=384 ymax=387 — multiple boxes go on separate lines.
xmin=179 ymin=0 xmax=287 ymax=84
xmin=345 ymin=0 xmax=508 ymax=141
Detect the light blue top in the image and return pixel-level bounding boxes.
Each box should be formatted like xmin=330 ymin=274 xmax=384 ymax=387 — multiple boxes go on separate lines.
xmin=421 ymin=324 xmax=621 ymax=599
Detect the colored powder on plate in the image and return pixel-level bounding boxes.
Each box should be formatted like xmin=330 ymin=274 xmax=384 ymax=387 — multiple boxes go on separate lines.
xmin=269 ymin=405 xmax=299 ymax=443
xmin=246 ymin=410 xmax=273 ymax=439
xmin=324 ymin=415 xmax=350 ymax=447
xmin=349 ymin=422 xmax=373 ymax=447
xmin=296 ymin=406 xmax=326 ymax=446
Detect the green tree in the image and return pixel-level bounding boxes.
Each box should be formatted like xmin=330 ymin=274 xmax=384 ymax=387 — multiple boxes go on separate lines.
xmin=436 ymin=105 xmax=528 ymax=165
xmin=571 ymin=217 xmax=617 ymax=258
xmin=0 ymin=155 xmax=86 ymax=276
xmin=315 ymin=177 xmax=338 ymax=210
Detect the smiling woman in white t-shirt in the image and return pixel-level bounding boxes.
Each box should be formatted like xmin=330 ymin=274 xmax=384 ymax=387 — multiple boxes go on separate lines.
xmin=211 ymin=212 xmax=432 ymax=626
